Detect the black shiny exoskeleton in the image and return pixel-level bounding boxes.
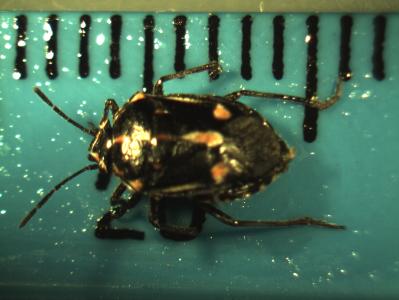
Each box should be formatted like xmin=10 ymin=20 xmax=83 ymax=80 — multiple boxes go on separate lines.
xmin=20 ymin=62 xmax=345 ymax=241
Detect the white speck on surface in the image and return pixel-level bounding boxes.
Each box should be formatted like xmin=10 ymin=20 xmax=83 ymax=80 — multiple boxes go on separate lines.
xmin=36 ymin=188 xmax=44 ymax=196
xmin=96 ymin=34 xmax=105 ymax=46
xmin=361 ymin=91 xmax=371 ymax=99
xmin=45 ymin=51 xmax=54 ymax=60
xmin=17 ymin=40 xmax=26 ymax=47
xmin=43 ymin=22 xmax=53 ymax=41
xmin=12 ymin=72 xmax=21 ymax=80
xmin=185 ymin=31 xmax=191 ymax=49
xmin=342 ymin=111 xmax=351 ymax=117
xmin=351 ymin=251 xmax=359 ymax=259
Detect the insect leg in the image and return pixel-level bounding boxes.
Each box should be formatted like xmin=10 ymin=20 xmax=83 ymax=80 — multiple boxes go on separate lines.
xmin=95 ymin=170 xmax=111 ymax=190
xmin=200 ymin=203 xmax=345 ymax=230
xmin=102 ymin=99 xmax=119 ymax=121
xmin=149 ymin=197 xmax=206 ymax=241
xmin=224 ymin=77 xmax=343 ymax=110
xmin=95 ymin=184 xmax=144 ymax=240
xmin=152 ymin=61 xmax=221 ymax=95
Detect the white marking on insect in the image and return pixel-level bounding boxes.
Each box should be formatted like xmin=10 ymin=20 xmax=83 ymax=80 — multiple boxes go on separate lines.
xmin=106 ymin=139 xmax=112 ymax=149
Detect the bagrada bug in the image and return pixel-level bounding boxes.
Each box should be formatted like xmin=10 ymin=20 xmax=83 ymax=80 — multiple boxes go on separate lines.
xmin=20 ymin=62 xmax=345 ymax=241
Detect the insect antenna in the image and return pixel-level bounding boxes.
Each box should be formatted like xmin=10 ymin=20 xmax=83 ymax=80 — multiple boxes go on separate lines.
xmin=19 ymin=164 xmax=98 ymax=228
xmin=34 ymin=87 xmax=97 ymax=136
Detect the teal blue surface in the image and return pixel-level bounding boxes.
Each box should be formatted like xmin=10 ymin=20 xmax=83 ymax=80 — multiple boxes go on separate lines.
xmin=1 ymin=12 xmax=399 ymax=299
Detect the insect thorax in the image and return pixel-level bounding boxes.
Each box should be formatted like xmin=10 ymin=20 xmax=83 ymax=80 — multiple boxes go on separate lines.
xmin=110 ymin=100 xmax=154 ymax=188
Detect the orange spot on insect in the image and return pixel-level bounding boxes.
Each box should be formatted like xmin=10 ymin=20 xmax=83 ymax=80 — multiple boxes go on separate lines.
xmin=211 ymin=162 xmax=230 ymax=184
xmin=213 ymin=103 xmax=232 ymax=120
xmin=156 ymin=133 xmax=174 ymax=141
xmin=128 ymin=179 xmax=143 ymax=192
xmin=182 ymin=131 xmax=223 ymax=147
xmin=130 ymin=92 xmax=145 ymax=103
xmin=113 ymin=135 xmax=125 ymax=144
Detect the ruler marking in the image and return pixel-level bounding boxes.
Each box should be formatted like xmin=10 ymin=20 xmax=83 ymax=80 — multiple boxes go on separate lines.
xmin=272 ymin=15 xmax=285 ymax=80
xmin=339 ymin=15 xmax=353 ymax=81
xmin=241 ymin=15 xmax=252 ymax=80
xmin=110 ymin=14 xmax=122 ymax=79
xmin=79 ymin=14 xmax=91 ymax=78
xmin=372 ymin=15 xmax=386 ymax=81
xmin=174 ymin=15 xmax=187 ymax=72
xmin=208 ymin=14 xmax=220 ymax=80
xmin=143 ymin=15 xmax=155 ymax=92
xmin=45 ymin=14 xmax=58 ymax=79
xmin=14 ymin=14 xmax=27 ymax=79
xmin=303 ymin=15 xmax=319 ymax=143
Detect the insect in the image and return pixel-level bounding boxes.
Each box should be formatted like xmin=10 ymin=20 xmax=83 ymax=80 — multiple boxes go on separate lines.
xmin=20 ymin=62 xmax=345 ymax=241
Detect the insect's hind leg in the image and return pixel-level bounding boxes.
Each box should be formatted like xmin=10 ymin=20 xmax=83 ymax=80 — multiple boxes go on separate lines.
xmin=95 ymin=184 xmax=145 ymax=240
xmin=152 ymin=61 xmax=221 ymax=95
xmin=224 ymin=77 xmax=343 ymax=110
xmin=200 ymin=203 xmax=345 ymax=230
xmin=149 ymin=197 xmax=206 ymax=241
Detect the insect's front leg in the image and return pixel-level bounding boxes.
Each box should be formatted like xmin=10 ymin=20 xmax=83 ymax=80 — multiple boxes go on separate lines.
xmin=200 ymin=203 xmax=345 ymax=230
xmin=100 ymin=99 xmax=119 ymax=122
xmin=152 ymin=61 xmax=221 ymax=95
xmin=149 ymin=197 xmax=206 ymax=241
xmin=95 ymin=183 xmax=144 ymax=240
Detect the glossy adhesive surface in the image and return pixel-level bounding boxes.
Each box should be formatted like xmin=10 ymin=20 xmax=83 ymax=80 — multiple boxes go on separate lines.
xmin=0 ymin=12 xmax=399 ymax=299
